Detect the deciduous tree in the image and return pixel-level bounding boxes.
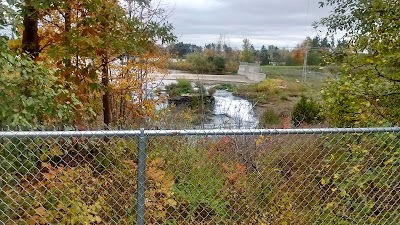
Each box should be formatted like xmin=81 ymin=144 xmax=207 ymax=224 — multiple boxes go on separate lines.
xmin=240 ymin=38 xmax=255 ymax=63
xmin=317 ymin=0 xmax=400 ymax=125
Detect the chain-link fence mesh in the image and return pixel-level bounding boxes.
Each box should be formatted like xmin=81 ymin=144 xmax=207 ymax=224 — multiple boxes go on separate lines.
xmin=1 ymin=128 xmax=399 ymax=224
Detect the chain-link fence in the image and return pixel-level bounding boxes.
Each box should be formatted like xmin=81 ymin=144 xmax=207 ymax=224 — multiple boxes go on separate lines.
xmin=1 ymin=127 xmax=399 ymax=224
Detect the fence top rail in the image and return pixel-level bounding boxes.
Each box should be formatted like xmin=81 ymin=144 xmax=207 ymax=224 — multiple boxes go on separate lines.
xmin=0 ymin=127 xmax=399 ymax=138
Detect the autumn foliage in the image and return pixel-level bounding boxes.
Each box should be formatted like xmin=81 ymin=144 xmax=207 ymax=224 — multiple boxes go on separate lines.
xmin=1 ymin=0 xmax=175 ymax=128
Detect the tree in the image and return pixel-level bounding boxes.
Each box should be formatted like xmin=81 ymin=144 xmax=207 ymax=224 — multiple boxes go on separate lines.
xmin=240 ymin=38 xmax=255 ymax=63
xmin=291 ymin=37 xmax=312 ymax=66
xmin=317 ymin=0 xmax=400 ymax=126
xmin=314 ymin=3 xmax=400 ymax=225
xmin=4 ymin=0 xmax=175 ymax=127
xmin=259 ymin=45 xmax=270 ymax=65
xmin=169 ymin=42 xmax=201 ymax=58
xmin=21 ymin=0 xmax=39 ymax=59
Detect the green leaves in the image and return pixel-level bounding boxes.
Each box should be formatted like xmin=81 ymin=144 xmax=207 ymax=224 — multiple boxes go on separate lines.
xmin=241 ymin=39 xmax=255 ymax=63
xmin=318 ymin=0 xmax=400 ymax=126
xmin=0 ymin=39 xmax=79 ymax=127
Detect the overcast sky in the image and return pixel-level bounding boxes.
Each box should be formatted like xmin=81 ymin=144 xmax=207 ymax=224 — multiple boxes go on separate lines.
xmin=162 ymin=0 xmax=333 ymax=49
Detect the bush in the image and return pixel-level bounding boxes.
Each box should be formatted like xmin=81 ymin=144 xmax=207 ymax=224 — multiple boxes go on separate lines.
xmin=0 ymin=39 xmax=79 ymax=127
xmin=257 ymin=79 xmax=283 ymax=93
xmin=259 ymin=108 xmax=281 ymax=128
xmin=214 ymin=83 xmax=235 ymax=92
xmin=167 ymin=61 xmax=191 ymax=71
xmin=291 ymin=96 xmax=323 ymax=125
xmin=224 ymin=60 xmax=239 ymax=74
xmin=183 ymin=52 xmax=238 ymax=75
xmin=212 ymin=56 xmax=226 ymax=74
xmin=166 ymin=79 xmax=193 ymax=97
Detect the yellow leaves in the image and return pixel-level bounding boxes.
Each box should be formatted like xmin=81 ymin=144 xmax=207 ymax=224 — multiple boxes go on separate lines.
xmin=384 ymin=157 xmax=395 ymax=165
xmin=326 ymin=202 xmax=337 ymax=209
xmin=147 ymin=157 xmax=174 ymax=192
xmin=321 ymin=178 xmax=327 ymax=186
xmin=353 ymin=165 xmax=361 ymax=173
xmin=145 ymin=157 xmax=178 ymax=220
xmin=65 ymin=196 xmax=105 ymax=224
xmin=40 ymin=145 xmax=64 ymax=161
xmin=166 ymin=198 xmax=177 ymax=207
xmin=150 ymin=157 xmax=165 ymax=167
xmin=124 ymin=159 xmax=137 ymax=172
xmin=7 ymin=38 xmax=22 ymax=52
xmin=87 ymin=214 xmax=102 ymax=223
xmin=255 ymin=135 xmax=265 ymax=147
xmin=27 ymin=207 xmax=49 ymax=225
xmin=147 ymin=166 xmax=166 ymax=184
xmin=41 ymin=162 xmax=65 ymax=181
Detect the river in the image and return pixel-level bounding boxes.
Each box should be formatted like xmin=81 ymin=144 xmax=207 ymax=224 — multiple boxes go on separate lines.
xmin=145 ymin=79 xmax=259 ymax=129
xmin=204 ymin=90 xmax=258 ymax=129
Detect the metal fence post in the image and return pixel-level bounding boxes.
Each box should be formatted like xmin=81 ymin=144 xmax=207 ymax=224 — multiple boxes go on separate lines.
xmin=137 ymin=128 xmax=147 ymax=225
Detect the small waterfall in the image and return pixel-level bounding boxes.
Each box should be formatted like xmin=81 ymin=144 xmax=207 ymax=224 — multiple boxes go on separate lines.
xmin=206 ymin=90 xmax=258 ymax=129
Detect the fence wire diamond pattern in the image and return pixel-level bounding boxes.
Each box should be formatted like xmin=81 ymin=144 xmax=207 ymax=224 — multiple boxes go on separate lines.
xmin=1 ymin=127 xmax=399 ymax=224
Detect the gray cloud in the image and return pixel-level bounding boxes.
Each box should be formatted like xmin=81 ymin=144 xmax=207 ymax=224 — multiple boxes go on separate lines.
xmin=163 ymin=0 xmax=332 ymax=49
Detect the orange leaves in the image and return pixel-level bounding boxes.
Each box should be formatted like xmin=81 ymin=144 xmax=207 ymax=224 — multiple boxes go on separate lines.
xmin=41 ymin=162 xmax=65 ymax=181
xmin=145 ymin=157 xmax=178 ymax=221
xmin=26 ymin=207 xmax=48 ymax=225
xmin=222 ymin=162 xmax=247 ymax=184
xmin=291 ymin=47 xmax=305 ymax=66
xmin=147 ymin=157 xmax=174 ymax=193
xmin=211 ymin=137 xmax=235 ymax=153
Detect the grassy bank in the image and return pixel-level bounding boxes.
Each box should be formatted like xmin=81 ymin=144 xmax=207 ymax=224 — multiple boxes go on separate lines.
xmin=233 ymin=66 xmax=331 ymax=126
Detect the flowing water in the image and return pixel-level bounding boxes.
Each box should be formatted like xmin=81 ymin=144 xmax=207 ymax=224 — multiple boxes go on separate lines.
xmin=148 ymin=80 xmax=259 ymax=129
xmin=204 ymin=90 xmax=258 ymax=129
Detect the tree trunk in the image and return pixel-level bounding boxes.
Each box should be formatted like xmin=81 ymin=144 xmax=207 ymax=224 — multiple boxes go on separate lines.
xmin=22 ymin=0 xmax=39 ymax=59
xmin=102 ymin=54 xmax=112 ymax=127
xmin=64 ymin=4 xmax=72 ymax=68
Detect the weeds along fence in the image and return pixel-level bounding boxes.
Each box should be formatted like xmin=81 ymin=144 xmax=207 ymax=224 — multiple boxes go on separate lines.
xmin=1 ymin=127 xmax=399 ymax=224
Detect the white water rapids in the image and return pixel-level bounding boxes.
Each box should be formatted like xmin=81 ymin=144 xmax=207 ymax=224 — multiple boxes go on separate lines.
xmin=205 ymin=90 xmax=258 ymax=129
xmin=144 ymin=80 xmax=259 ymax=129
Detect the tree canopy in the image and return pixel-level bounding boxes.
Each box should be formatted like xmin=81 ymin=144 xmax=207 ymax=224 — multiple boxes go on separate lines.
xmin=1 ymin=0 xmax=176 ymax=128
xmin=317 ymin=0 xmax=400 ymax=126
xmin=240 ymin=38 xmax=255 ymax=63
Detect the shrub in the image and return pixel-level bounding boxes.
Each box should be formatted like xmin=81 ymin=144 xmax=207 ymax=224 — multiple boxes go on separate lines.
xmin=167 ymin=61 xmax=191 ymax=71
xmin=259 ymin=108 xmax=281 ymax=128
xmin=0 ymin=40 xmax=80 ymax=127
xmin=166 ymin=79 xmax=193 ymax=97
xmin=214 ymin=83 xmax=235 ymax=92
xmin=212 ymin=56 xmax=226 ymax=74
xmin=224 ymin=60 xmax=239 ymax=74
xmin=257 ymin=79 xmax=283 ymax=93
xmin=291 ymin=96 xmax=323 ymax=125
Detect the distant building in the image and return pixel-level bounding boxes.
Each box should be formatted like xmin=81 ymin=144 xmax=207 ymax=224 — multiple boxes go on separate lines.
xmin=269 ymin=61 xmax=285 ymax=66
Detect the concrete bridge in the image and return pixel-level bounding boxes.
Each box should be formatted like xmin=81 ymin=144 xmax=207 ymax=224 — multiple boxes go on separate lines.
xmin=149 ymin=73 xmax=258 ymax=84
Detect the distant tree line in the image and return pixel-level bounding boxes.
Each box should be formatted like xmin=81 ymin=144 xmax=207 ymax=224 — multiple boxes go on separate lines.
xmin=167 ymin=41 xmax=240 ymax=74
xmin=168 ymin=35 xmax=346 ymax=73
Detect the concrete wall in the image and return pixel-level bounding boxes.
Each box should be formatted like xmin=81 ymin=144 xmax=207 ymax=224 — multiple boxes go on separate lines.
xmin=238 ymin=62 xmax=266 ymax=82
xmin=245 ymin=73 xmax=266 ymax=82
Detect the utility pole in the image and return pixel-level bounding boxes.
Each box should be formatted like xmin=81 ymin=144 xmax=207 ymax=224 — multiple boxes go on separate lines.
xmin=302 ymin=45 xmax=308 ymax=83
